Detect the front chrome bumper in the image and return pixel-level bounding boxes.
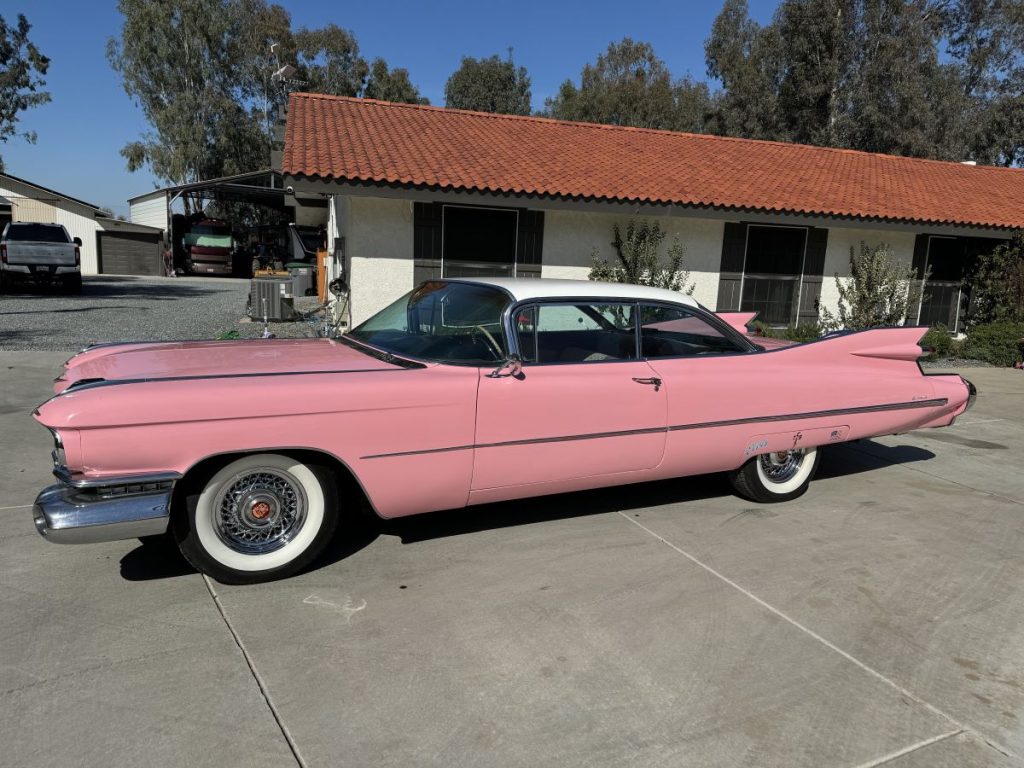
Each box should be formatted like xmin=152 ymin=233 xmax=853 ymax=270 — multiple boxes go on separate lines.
xmin=33 ymin=474 xmax=176 ymax=544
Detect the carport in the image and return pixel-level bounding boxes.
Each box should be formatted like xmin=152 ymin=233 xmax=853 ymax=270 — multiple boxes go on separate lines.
xmin=127 ymin=170 xmax=329 ymax=242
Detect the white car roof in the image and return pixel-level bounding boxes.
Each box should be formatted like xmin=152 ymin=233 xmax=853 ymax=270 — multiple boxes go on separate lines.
xmin=454 ymin=277 xmax=700 ymax=308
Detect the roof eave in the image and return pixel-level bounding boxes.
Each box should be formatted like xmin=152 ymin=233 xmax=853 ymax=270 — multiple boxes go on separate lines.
xmin=282 ymin=172 xmax=1020 ymax=233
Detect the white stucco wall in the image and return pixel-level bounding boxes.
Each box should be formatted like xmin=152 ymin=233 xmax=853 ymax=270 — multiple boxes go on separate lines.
xmin=342 ymin=196 xmax=415 ymax=325
xmin=540 ymin=209 xmax=723 ymax=309
xmin=327 ymin=190 xmax=947 ymax=328
xmin=818 ymin=226 xmax=917 ymax=319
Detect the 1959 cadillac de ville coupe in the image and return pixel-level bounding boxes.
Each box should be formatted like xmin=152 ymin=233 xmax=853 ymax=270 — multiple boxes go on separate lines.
xmin=33 ymin=278 xmax=975 ymax=583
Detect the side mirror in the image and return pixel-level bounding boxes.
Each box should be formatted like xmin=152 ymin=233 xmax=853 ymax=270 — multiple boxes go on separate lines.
xmin=73 ymin=237 xmax=82 ymax=246
xmin=487 ymin=354 xmax=523 ymax=379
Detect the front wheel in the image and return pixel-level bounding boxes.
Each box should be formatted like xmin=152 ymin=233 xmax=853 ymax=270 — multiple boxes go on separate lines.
xmin=728 ymin=446 xmax=821 ymax=503
xmin=173 ymin=453 xmax=339 ymax=584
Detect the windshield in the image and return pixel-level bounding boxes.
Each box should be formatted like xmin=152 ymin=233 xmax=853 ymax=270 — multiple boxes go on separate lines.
xmin=349 ymin=281 xmax=511 ymax=364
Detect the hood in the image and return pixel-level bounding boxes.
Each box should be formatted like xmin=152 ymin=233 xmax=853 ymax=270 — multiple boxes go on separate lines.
xmin=55 ymin=337 xmax=405 ymax=393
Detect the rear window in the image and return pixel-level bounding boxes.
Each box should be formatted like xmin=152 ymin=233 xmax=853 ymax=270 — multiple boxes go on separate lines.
xmin=4 ymin=223 xmax=70 ymax=243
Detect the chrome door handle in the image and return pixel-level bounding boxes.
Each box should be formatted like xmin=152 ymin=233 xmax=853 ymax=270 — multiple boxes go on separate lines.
xmin=632 ymin=376 xmax=662 ymax=391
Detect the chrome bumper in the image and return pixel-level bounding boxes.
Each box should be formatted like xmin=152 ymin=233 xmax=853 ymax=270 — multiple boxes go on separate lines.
xmin=33 ymin=477 xmax=175 ymax=544
xmin=962 ymin=377 xmax=977 ymax=412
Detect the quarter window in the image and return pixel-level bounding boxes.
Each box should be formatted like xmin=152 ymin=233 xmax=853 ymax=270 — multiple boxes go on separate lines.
xmin=516 ymin=303 xmax=636 ymax=363
xmin=640 ymin=304 xmax=745 ymax=357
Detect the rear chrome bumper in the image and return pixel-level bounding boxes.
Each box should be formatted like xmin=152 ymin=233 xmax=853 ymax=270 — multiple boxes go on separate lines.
xmin=33 ymin=474 xmax=176 ymax=544
xmin=962 ymin=377 xmax=977 ymax=412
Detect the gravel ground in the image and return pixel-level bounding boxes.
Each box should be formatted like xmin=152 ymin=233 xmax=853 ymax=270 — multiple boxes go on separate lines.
xmin=0 ymin=275 xmax=327 ymax=351
xmin=921 ymin=356 xmax=995 ymax=368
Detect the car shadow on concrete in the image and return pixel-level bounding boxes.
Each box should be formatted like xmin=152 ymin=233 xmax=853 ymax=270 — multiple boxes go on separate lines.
xmin=120 ymin=534 xmax=197 ymax=581
xmin=117 ymin=439 xmax=937 ymax=582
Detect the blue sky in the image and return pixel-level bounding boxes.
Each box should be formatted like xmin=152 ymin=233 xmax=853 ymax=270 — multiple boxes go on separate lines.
xmin=2 ymin=1 xmax=778 ymax=217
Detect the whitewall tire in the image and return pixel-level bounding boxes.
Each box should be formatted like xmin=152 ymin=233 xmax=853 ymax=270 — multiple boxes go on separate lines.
xmin=174 ymin=453 xmax=338 ymax=584
xmin=728 ymin=446 xmax=821 ymax=503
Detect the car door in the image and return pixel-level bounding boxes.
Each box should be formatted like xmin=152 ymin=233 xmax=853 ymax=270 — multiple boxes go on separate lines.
xmin=472 ymin=301 xmax=667 ymax=491
xmin=637 ymin=302 xmax=766 ymax=475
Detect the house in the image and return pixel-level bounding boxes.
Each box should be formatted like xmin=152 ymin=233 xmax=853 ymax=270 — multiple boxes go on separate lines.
xmin=280 ymin=93 xmax=1024 ymax=331
xmin=0 ymin=172 xmax=163 ymax=276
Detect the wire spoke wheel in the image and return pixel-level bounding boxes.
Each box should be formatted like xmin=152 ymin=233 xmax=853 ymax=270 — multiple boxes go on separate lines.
xmin=757 ymin=449 xmax=807 ymax=484
xmin=213 ymin=468 xmax=308 ymax=554
xmin=729 ymin=445 xmax=821 ymax=503
xmin=175 ymin=453 xmax=340 ymax=584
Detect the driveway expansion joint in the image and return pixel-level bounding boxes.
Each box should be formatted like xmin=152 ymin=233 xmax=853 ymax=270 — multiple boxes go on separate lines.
xmin=846 ymin=729 xmax=963 ymax=768
xmin=203 ymin=575 xmax=307 ymax=768
xmin=616 ymin=511 xmax=1020 ymax=764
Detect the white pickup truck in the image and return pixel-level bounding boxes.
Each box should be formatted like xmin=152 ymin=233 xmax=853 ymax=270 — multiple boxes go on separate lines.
xmin=0 ymin=222 xmax=82 ymax=294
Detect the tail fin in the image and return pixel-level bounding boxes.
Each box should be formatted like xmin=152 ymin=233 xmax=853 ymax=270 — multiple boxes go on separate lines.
xmin=785 ymin=326 xmax=928 ymax=362
xmin=717 ymin=311 xmax=758 ymax=335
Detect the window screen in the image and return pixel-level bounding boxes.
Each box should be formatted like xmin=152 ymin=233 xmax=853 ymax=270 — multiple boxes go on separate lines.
xmin=442 ymin=206 xmax=518 ymax=278
xmin=741 ymin=226 xmax=807 ymax=325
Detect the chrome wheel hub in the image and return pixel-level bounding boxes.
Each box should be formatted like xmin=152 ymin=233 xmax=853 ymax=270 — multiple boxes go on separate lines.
xmin=213 ymin=469 xmax=307 ymax=554
xmin=759 ymin=449 xmax=806 ymax=483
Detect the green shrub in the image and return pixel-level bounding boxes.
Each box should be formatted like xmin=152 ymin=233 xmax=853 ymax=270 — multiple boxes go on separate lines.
xmin=589 ymin=219 xmax=694 ymax=294
xmin=752 ymin=320 xmax=823 ymax=343
xmin=966 ymin=231 xmax=1024 ymax=326
xmin=963 ymin=322 xmax=1024 ymax=367
xmin=920 ymin=324 xmax=953 ymax=359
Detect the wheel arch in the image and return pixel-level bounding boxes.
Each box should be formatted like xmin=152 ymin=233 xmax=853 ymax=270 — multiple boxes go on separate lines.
xmin=174 ymin=446 xmax=379 ymax=519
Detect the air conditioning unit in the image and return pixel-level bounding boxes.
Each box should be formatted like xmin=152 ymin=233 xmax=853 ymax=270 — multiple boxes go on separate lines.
xmin=250 ymin=276 xmax=297 ymax=321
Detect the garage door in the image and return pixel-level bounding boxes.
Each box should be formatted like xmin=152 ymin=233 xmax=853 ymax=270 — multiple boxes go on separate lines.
xmin=98 ymin=231 xmax=162 ymax=276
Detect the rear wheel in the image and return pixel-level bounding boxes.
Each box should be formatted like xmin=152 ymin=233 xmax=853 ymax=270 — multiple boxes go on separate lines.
xmin=173 ymin=453 xmax=339 ymax=584
xmin=728 ymin=446 xmax=821 ymax=503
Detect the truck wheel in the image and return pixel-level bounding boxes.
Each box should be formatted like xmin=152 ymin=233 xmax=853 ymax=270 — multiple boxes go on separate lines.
xmin=728 ymin=446 xmax=820 ymax=503
xmin=173 ymin=453 xmax=339 ymax=584
xmin=0 ymin=270 xmax=6 ymax=294
xmin=63 ymin=275 xmax=82 ymax=294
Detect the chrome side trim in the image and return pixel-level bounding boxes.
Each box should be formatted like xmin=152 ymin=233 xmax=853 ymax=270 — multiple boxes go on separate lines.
xmin=359 ymin=397 xmax=949 ymax=460
xmin=33 ymin=483 xmax=172 ymax=544
xmin=53 ymin=466 xmax=182 ymax=489
xmin=59 ymin=366 xmax=417 ymax=393
xmin=667 ymin=397 xmax=948 ymax=432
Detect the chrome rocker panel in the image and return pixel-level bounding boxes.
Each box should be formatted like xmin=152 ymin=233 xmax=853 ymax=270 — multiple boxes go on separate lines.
xmin=33 ymin=473 xmax=177 ymax=544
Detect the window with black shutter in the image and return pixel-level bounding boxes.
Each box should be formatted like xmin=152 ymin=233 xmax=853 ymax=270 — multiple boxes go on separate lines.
xmin=413 ymin=202 xmax=544 ymax=282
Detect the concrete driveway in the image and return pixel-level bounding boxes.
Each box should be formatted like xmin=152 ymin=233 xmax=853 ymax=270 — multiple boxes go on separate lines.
xmin=2 ymin=352 xmax=1022 ymax=767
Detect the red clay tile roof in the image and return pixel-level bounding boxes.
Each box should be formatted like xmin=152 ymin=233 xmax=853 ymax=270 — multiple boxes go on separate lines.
xmin=283 ymin=92 xmax=1024 ymax=231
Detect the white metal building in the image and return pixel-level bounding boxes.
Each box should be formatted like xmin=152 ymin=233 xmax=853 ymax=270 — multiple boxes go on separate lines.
xmin=0 ymin=173 xmax=163 ymax=276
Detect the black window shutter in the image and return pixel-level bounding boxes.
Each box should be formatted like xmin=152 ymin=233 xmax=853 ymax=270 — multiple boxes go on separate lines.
xmin=797 ymin=227 xmax=829 ymax=323
xmin=516 ymin=210 xmax=544 ymax=278
xmin=716 ymin=222 xmax=747 ymax=310
xmin=413 ymin=202 xmax=443 ymax=284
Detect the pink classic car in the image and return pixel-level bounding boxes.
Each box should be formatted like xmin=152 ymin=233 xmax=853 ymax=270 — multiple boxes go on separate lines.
xmin=32 ymin=278 xmax=975 ymax=583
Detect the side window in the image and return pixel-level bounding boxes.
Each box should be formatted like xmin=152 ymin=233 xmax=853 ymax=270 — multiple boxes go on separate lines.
xmin=640 ymin=304 xmax=745 ymax=357
xmin=516 ymin=303 xmax=637 ymax=363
